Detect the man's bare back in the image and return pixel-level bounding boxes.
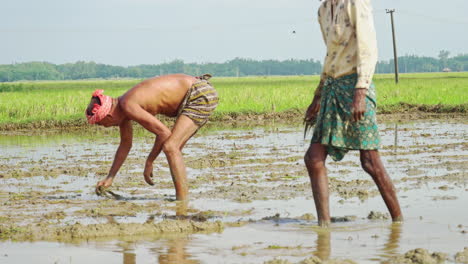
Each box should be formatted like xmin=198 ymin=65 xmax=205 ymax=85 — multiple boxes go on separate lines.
xmin=120 ymin=74 xmax=198 ymax=117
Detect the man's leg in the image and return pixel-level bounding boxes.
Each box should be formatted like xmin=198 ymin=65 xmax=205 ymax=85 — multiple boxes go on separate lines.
xmin=360 ymin=150 xmax=403 ymax=221
xmin=163 ymin=115 xmax=199 ymax=201
xmin=304 ymin=143 xmax=330 ymax=227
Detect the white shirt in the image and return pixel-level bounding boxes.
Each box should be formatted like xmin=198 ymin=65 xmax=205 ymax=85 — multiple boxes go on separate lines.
xmin=317 ymin=0 xmax=378 ymax=90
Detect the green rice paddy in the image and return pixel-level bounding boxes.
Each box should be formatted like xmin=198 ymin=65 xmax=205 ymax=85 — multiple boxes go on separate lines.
xmin=0 ymin=72 xmax=466 ymax=129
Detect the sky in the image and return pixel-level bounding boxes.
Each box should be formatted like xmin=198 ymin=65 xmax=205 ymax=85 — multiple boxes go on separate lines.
xmin=1 ymin=0 xmax=467 ymax=66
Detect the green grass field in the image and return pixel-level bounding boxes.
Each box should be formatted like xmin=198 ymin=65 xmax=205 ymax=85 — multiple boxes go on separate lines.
xmin=0 ymin=72 xmax=466 ymax=129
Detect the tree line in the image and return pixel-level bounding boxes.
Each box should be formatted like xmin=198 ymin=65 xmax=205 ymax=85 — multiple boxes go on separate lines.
xmin=0 ymin=53 xmax=467 ymax=82
xmin=376 ymin=51 xmax=468 ymax=74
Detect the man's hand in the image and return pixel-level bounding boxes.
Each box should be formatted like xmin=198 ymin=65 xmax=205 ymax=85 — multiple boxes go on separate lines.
xmin=143 ymin=161 xmax=155 ymax=186
xmin=352 ymin=88 xmax=367 ymax=122
xmin=96 ymin=177 xmax=113 ymax=195
xmin=304 ymin=95 xmax=321 ymax=138
xmin=305 ymin=95 xmax=321 ymax=122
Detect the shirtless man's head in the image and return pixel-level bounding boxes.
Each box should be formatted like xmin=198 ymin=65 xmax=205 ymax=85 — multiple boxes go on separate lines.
xmin=86 ymin=97 xmax=124 ymax=128
xmin=86 ymin=74 xmax=218 ymax=201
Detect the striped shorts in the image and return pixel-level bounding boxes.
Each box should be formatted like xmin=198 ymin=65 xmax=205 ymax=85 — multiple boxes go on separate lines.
xmin=178 ymin=80 xmax=219 ymax=127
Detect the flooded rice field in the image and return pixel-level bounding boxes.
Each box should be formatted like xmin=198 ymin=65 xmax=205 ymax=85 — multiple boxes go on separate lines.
xmin=0 ymin=117 xmax=467 ymax=264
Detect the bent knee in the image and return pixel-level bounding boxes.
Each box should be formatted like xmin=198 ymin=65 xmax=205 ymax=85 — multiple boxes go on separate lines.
xmin=360 ymin=159 xmax=373 ymax=174
xmin=162 ymin=140 xmax=180 ymax=155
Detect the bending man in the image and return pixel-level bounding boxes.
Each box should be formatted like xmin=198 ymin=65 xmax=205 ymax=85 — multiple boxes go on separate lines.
xmin=86 ymin=74 xmax=218 ymax=201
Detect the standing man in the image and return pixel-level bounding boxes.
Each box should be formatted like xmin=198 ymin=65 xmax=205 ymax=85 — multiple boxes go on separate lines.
xmin=304 ymin=0 xmax=402 ymax=227
xmin=86 ymin=74 xmax=218 ymax=201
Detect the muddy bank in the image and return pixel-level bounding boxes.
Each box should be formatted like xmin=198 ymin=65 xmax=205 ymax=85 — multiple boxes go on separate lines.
xmin=0 ymin=220 xmax=223 ymax=242
xmin=0 ymin=109 xmax=466 ymax=131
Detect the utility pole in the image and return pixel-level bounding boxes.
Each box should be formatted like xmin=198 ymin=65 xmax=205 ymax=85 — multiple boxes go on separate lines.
xmin=386 ymin=9 xmax=399 ymax=84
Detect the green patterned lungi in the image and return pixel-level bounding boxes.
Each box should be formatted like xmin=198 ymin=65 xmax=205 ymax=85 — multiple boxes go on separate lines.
xmin=311 ymin=73 xmax=381 ymax=161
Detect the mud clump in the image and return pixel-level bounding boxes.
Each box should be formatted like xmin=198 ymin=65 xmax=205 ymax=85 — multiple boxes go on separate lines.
xmin=432 ymin=195 xmax=458 ymax=201
xmin=367 ymin=211 xmax=390 ymax=220
xmin=262 ymin=213 xmax=281 ymax=221
xmin=0 ymin=220 xmax=223 ymax=242
xmin=455 ymin=247 xmax=468 ymax=263
xmin=297 ymin=213 xmax=317 ymax=221
xmin=299 ymin=257 xmax=322 ymax=264
xmin=405 ymin=168 xmax=425 ymax=176
xmin=385 ymin=248 xmax=447 ymax=264
xmin=331 ymin=215 xmax=357 ymax=223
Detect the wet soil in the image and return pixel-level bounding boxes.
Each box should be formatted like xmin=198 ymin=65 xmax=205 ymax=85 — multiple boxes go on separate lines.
xmin=0 ymin=116 xmax=466 ymax=263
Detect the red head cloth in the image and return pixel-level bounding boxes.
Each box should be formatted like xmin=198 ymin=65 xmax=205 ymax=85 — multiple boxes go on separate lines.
xmin=86 ymin=89 xmax=113 ymax=124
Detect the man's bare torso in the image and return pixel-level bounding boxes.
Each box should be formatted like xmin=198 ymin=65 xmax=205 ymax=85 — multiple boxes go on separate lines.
xmin=120 ymin=74 xmax=198 ymax=117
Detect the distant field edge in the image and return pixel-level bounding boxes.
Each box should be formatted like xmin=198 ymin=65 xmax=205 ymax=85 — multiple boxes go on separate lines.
xmin=0 ymin=102 xmax=466 ymax=131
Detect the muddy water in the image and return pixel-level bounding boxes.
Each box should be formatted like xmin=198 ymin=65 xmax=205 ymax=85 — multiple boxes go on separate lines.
xmin=0 ymin=117 xmax=467 ymax=264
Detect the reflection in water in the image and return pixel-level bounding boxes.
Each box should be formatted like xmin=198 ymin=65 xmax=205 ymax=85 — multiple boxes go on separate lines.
xmin=313 ymin=229 xmax=331 ymax=260
xmin=381 ymin=222 xmax=402 ymax=259
xmin=123 ymin=252 xmax=136 ymax=264
xmin=311 ymin=223 xmax=402 ymax=262
xmin=118 ymin=241 xmax=136 ymax=264
xmin=158 ymin=239 xmax=199 ymax=264
xmin=156 ymin=201 xmax=198 ymax=263
xmin=117 ymin=202 xmax=196 ymax=264
xmin=116 ymin=236 xmax=198 ymax=264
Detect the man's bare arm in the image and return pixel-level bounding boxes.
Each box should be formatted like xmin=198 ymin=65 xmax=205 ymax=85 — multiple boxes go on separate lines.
xmin=118 ymin=99 xmax=174 ymax=185
xmin=109 ymin=119 xmax=133 ymax=177
xmin=96 ymin=119 xmax=133 ymax=189
xmin=143 ymin=134 xmax=168 ymax=185
xmin=119 ymin=99 xmax=172 ymax=139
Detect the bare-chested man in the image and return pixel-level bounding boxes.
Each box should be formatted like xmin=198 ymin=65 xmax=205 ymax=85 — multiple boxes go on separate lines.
xmin=85 ymin=74 xmax=218 ymax=201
